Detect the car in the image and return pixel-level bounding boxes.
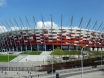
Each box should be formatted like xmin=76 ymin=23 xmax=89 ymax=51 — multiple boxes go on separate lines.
xmin=47 ymin=69 xmax=56 ymax=74
xmin=92 ymin=65 xmax=97 ymax=68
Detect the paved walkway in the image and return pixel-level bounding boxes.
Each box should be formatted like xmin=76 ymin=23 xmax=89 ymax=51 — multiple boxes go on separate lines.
xmin=66 ymin=71 xmax=104 ymax=78
xmin=0 ymin=65 xmax=103 ymax=78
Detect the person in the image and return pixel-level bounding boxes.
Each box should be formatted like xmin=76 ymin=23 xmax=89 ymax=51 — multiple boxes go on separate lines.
xmin=56 ymin=73 xmax=59 ymax=78
xmin=53 ymin=76 xmax=56 ymax=78
xmin=1 ymin=70 xmax=3 ymax=73
xmin=78 ymin=66 xmax=80 ymax=71
xmin=28 ymin=71 xmax=29 ymax=73
xmin=5 ymin=72 xmax=7 ymax=74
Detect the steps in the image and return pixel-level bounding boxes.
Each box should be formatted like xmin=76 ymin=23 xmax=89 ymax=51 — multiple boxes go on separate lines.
xmin=10 ymin=55 xmax=27 ymax=62
xmin=40 ymin=51 xmax=52 ymax=55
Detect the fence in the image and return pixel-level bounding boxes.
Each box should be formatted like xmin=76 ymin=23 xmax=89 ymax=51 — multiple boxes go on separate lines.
xmin=0 ymin=67 xmax=37 ymax=71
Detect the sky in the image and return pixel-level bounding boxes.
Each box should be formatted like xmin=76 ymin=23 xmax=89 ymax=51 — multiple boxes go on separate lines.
xmin=0 ymin=0 xmax=104 ymax=31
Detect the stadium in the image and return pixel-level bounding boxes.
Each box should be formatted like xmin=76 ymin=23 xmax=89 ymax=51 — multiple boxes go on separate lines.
xmin=0 ymin=17 xmax=104 ymax=52
xmin=0 ymin=17 xmax=104 ymax=78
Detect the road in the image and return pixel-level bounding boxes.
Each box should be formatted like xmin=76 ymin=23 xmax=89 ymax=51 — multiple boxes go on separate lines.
xmin=66 ymin=71 xmax=104 ymax=78
xmin=0 ymin=65 xmax=103 ymax=78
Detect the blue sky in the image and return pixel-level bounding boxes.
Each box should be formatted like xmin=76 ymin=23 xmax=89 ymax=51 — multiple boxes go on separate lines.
xmin=0 ymin=0 xmax=104 ymax=30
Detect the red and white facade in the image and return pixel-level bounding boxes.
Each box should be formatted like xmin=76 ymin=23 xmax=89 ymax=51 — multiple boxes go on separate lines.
xmin=0 ymin=27 xmax=104 ymax=52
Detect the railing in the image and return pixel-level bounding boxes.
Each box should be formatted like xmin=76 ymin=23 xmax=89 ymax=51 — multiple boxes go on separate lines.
xmin=0 ymin=67 xmax=36 ymax=71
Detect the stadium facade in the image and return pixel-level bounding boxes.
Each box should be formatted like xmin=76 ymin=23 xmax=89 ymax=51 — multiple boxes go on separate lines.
xmin=0 ymin=27 xmax=104 ymax=52
xmin=0 ymin=16 xmax=104 ymax=52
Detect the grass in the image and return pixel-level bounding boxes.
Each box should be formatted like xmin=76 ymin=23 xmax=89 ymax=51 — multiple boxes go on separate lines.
xmin=91 ymin=51 xmax=104 ymax=55
xmin=0 ymin=51 xmax=42 ymax=62
xmin=0 ymin=55 xmax=17 ymax=62
xmin=21 ymin=51 xmax=42 ymax=55
xmin=64 ymin=50 xmax=81 ymax=55
xmin=52 ymin=50 xmax=104 ymax=55
xmin=52 ymin=50 xmax=81 ymax=55
xmin=0 ymin=50 xmax=103 ymax=62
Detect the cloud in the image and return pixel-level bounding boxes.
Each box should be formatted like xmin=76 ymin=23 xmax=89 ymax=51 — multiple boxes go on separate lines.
xmin=36 ymin=21 xmax=81 ymax=29
xmin=0 ymin=26 xmax=7 ymax=33
xmin=10 ymin=26 xmax=20 ymax=31
xmin=0 ymin=0 xmax=6 ymax=6
xmin=10 ymin=26 xmax=30 ymax=31
xmin=36 ymin=21 xmax=58 ymax=29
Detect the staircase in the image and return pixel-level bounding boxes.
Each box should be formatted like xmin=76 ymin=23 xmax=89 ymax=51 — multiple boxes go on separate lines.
xmin=10 ymin=55 xmax=27 ymax=62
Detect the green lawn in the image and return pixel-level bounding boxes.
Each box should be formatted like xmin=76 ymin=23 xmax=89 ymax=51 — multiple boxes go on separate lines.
xmin=52 ymin=50 xmax=81 ymax=55
xmin=0 ymin=50 xmax=103 ymax=62
xmin=21 ymin=51 xmax=42 ymax=55
xmin=91 ymin=51 xmax=104 ymax=55
xmin=52 ymin=50 xmax=104 ymax=55
xmin=64 ymin=50 xmax=81 ymax=55
xmin=0 ymin=55 xmax=17 ymax=62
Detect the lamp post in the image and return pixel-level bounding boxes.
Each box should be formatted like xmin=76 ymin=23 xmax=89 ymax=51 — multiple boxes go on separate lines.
xmin=101 ymin=50 xmax=102 ymax=65
xmin=8 ymin=49 xmax=10 ymax=78
xmin=81 ymin=45 xmax=88 ymax=78
xmin=101 ymin=36 xmax=104 ymax=66
xmin=74 ymin=44 xmax=77 ymax=51
xmin=52 ymin=51 xmax=53 ymax=75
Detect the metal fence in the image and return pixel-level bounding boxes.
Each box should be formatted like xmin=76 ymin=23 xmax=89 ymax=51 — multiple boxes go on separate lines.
xmin=0 ymin=62 xmax=42 ymax=71
xmin=0 ymin=67 xmax=37 ymax=71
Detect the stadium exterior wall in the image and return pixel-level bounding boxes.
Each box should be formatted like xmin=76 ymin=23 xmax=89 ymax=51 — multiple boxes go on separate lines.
xmin=0 ymin=28 xmax=104 ymax=52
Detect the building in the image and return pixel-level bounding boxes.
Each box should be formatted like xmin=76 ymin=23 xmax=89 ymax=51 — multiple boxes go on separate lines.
xmin=0 ymin=27 xmax=104 ymax=52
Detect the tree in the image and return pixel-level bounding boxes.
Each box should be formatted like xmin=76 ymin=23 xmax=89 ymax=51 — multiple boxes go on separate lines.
xmin=52 ymin=47 xmax=64 ymax=63
xmin=46 ymin=55 xmax=57 ymax=64
xmin=53 ymin=47 xmax=64 ymax=55
xmin=46 ymin=47 xmax=64 ymax=66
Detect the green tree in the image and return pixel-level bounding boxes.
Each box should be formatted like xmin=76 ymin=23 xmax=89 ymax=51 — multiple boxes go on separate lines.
xmin=53 ymin=47 xmax=64 ymax=62
xmin=46 ymin=55 xmax=57 ymax=64
xmin=46 ymin=47 xmax=64 ymax=64
xmin=52 ymin=47 xmax=64 ymax=55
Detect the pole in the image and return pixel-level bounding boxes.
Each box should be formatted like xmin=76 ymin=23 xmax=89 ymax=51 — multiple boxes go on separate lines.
xmin=81 ymin=47 xmax=83 ymax=78
xmin=8 ymin=49 xmax=10 ymax=78
xmin=69 ymin=16 xmax=73 ymax=50
xmin=101 ymin=50 xmax=102 ymax=65
xmin=61 ymin=15 xmax=62 ymax=50
xmin=32 ymin=16 xmax=38 ymax=51
xmin=81 ymin=45 xmax=87 ymax=78
xmin=50 ymin=15 xmax=54 ymax=75
xmin=41 ymin=15 xmax=46 ymax=51
xmin=25 ymin=16 xmax=33 ymax=52
xmin=19 ymin=17 xmax=27 ymax=51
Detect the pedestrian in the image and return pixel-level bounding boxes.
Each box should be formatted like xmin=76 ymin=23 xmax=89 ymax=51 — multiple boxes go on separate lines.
xmin=78 ymin=66 xmax=80 ymax=71
xmin=5 ymin=72 xmax=7 ymax=74
xmin=53 ymin=76 xmax=56 ymax=78
xmin=1 ymin=70 xmax=3 ymax=73
xmin=30 ymin=72 xmax=31 ymax=74
xmin=28 ymin=71 xmax=29 ymax=73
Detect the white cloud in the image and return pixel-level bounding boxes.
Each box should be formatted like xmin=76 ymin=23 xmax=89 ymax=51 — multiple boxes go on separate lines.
xmin=10 ymin=26 xmax=30 ymax=31
xmin=0 ymin=0 xmax=6 ymax=6
xmin=0 ymin=26 xmax=7 ymax=33
xmin=36 ymin=21 xmax=80 ymax=29
xmin=10 ymin=26 xmax=20 ymax=31
xmin=36 ymin=21 xmax=58 ymax=29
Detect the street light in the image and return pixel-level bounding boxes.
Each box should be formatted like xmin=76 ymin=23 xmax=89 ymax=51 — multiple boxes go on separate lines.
xmin=8 ymin=48 xmax=10 ymax=78
xmin=81 ymin=45 xmax=88 ymax=78
xmin=101 ymin=50 xmax=102 ymax=65
xmin=74 ymin=44 xmax=77 ymax=51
